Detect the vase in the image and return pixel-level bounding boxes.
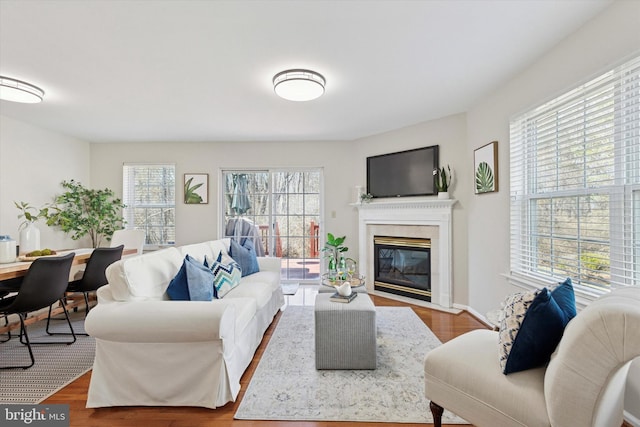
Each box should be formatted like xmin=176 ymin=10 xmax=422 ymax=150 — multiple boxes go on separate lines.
xmin=438 ymin=191 xmax=450 ymax=200
xmin=19 ymin=222 xmax=41 ymax=254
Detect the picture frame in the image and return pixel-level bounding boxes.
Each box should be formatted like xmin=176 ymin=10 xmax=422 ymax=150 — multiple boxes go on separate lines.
xmin=184 ymin=173 xmax=208 ymax=204
xmin=474 ymin=141 xmax=498 ymax=194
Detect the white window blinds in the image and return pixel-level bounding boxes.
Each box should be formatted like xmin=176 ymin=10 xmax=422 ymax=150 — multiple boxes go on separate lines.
xmin=510 ymin=54 xmax=640 ymax=293
xmin=122 ymin=163 xmax=176 ymax=246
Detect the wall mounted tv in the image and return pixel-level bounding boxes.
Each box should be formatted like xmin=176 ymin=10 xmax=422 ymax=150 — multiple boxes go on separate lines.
xmin=366 ymin=145 xmax=439 ymax=198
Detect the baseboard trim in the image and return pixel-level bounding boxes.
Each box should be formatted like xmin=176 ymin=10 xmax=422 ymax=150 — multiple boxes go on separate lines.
xmin=369 ymin=290 xmax=462 ymax=314
xmin=625 ymin=410 xmax=640 ymax=427
xmin=453 ymin=303 xmax=494 ymax=329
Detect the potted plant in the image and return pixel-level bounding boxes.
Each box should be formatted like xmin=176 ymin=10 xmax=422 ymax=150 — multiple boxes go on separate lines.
xmin=45 ymin=180 xmax=126 ymax=248
xmin=14 ymin=201 xmax=47 ymax=254
xmin=434 ymin=165 xmax=454 ymax=199
xmin=360 ymin=192 xmax=373 ymax=204
xmin=322 ymin=233 xmax=349 ymax=279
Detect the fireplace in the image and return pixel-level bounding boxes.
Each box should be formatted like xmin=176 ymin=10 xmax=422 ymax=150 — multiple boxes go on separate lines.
xmin=374 ymin=236 xmax=431 ymax=301
xmin=356 ymin=198 xmax=456 ymax=308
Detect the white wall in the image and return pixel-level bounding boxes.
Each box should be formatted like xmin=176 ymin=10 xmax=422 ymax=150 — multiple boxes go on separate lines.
xmin=352 ymin=113 xmax=469 ymax=304
xmin=89 ymin=140 xmax=359 ymax=249
xmin=465 ymin=0 xmax=640 ymax=422
xmin=0 ymin=114 xmax=91 ymax=250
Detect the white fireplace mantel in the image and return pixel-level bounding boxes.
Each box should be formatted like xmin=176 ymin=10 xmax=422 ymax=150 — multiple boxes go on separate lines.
xmin=355 ymin=198 xmax=457 ymax=308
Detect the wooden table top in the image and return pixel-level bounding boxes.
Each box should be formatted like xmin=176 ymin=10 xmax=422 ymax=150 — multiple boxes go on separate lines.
xmin=0 ymin=248 xmax=136 ymax=282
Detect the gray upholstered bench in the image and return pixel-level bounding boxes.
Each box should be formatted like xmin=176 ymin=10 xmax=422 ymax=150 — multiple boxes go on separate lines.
xmin=314 ymin=292 xmax=377 ymax=370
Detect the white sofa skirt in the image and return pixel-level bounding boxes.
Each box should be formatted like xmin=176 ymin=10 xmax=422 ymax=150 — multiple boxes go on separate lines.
xmin=86 ymin=287 xmax=284 ymax=409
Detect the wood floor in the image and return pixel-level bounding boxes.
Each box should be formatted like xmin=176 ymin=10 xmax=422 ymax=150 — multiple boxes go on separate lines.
xmin=43 ymin=293 xmax=488 ymax=427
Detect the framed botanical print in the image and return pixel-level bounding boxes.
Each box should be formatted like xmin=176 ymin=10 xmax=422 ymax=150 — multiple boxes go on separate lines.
xmin=474 ymin=141 xmax=498 ymax=194
xmin=184 ymin=173 xmax=208 ymax=204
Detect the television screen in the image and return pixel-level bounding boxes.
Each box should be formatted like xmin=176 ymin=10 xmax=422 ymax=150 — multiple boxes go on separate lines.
xmin=367 ymin=145 xmax=439 ymax=198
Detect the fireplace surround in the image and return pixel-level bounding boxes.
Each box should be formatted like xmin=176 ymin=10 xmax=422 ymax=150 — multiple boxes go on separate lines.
xmin=356 ymin=198 xmax=456 ymax=308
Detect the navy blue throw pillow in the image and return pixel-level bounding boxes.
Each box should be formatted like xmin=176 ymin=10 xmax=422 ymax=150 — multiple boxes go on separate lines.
xmin=503 ymin=278 xmax=576 ymax=374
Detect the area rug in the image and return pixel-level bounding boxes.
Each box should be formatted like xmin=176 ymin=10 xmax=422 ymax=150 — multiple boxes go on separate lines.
xmin=235 ymin=306 xmax=468 ymax=424
xmin=281 ymin=282 xmax=300 ymax=295
xmin=0 ymin=312 xmax=94 ymax=404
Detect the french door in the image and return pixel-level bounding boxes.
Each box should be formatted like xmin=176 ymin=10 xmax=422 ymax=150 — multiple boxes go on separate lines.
xmin=221 ymin=169 xmax=322 ymax=283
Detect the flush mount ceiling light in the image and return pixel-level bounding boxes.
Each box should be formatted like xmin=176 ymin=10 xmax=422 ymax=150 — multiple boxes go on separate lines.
xmin=0 ymin=76 xmax=45 ymax=103
xmin=273 ymin=69 xmax=325 ymax=102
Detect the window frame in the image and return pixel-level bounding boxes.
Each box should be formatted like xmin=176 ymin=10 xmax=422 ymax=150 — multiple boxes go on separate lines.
xmin=509 ymin=55 xmax=640 ymax=303
xmin=122 ymin=163 xmax=176 ymax=248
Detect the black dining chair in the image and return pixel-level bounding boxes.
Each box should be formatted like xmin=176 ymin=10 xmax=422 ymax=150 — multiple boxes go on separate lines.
xmin=46 ymin=245 xmax=123 ymax=336
xmin=0 ymin=291 xmax=10 ymax=343
xmin=0 ymin=252 xmax=75 ymax=369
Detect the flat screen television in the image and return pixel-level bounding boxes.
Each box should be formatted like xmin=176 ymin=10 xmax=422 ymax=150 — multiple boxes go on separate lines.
xmin=366 ymin=145 xmax=439 ymax=198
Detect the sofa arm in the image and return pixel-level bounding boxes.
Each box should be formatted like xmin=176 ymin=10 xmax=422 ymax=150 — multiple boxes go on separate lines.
xmin=85 ymin=298 xmax=235 ymax=344
xmin=257 ymin=256 xmax=280 ymax=274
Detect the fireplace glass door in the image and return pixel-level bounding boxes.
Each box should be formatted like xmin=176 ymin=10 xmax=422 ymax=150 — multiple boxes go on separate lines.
xmin=374 ymin=236 xmax=431 ymax=301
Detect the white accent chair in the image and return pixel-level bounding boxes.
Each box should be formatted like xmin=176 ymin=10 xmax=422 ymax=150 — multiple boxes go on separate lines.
xmin=110 ymin=229 xmax=146 ymax=256
xmin=424 ymin=287 xmax=640 ymax=427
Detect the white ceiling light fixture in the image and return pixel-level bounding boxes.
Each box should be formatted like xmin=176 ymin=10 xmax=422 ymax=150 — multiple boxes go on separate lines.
xmin=0 ymin=76 xmax=45 ymax=103
xmin=273 ymin=69 xmax=325 ymax=102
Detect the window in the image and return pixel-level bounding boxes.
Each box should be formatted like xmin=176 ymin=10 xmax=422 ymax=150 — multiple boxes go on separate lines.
xmin=510 ymin=55 xmax=640 ymax=295
xmin=122 ymin=163 xmax=176 ymax=246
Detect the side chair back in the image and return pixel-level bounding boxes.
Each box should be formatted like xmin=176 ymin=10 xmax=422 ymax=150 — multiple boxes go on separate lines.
xmin=4 ymin=252 xmax=75 ymax=314
xmin=110 ymin=229 xmax=145 ymax=255
xmin=72 ymin=245 xmax=124 ymax=293
xmin=0 ymin=252 xmax=75 ymax=369
xmin=544 ymin=287 xmax=640 ymax=427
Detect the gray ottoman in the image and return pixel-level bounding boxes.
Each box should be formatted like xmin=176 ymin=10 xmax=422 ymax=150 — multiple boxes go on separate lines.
xmin=314 ymin=292 xmax=377 ymax=370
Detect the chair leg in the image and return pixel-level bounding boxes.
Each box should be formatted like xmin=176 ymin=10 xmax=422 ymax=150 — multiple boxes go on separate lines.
xmin=42 ymin=301 xmax=77 ymax=343
xmin=46 ymin=292 xmax=89 ymax=337
xmin=430 ymin=401 xmax=444 ymax=427
xmin=0 ymin=314 xmax=11 ymax=343
xmin=0 ymin=314 xmax=35 ymax=369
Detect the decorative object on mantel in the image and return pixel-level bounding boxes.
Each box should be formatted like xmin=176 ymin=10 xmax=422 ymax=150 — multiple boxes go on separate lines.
xmin=354 ymin=185 xmax=373 ymax=204
xmin=474 ymin=141 xmax=499 ymax=194
xmin=44 ymin=180 xmax=125 ymax=248
xmin=360 ymin=192 xmax=373 ymax=204
xmin=434 ymin=165 xmax=454 ymax=199
xmin=184 ymin=173 xmax=208 ymax=204
xmin=354 ymin=185 xmax=364 ymax=204
xmin=15 ymin=201 xmax=46 ymax=254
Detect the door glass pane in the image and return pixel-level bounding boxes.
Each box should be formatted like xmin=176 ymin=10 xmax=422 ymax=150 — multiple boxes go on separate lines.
xmin=222 ymin=169 xmax=322 ymax=282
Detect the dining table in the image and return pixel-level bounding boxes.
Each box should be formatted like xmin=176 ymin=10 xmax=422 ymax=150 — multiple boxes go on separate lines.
xmin=0 ymin=247 xmax=136 ymax=334
xmin=0 ymin=247 xmax=136 ymax=290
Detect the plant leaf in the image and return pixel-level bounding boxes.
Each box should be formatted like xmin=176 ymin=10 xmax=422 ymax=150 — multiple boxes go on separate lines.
xmin=475 ymin=161 xmax=494 ymax=193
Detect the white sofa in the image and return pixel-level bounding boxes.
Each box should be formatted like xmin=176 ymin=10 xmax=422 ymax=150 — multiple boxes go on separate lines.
xmin=84 ymin=238 xmax=283 ymax=409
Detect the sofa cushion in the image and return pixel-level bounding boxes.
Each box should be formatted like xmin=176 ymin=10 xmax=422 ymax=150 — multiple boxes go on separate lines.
xmin=208 ymin=238 xmax=230 ymax=259
xmin=229 ymin=238 xmax=260 ymax=277
xmin=239 ymin=270 xmax=280 ymax=293
xmin=224 ymin=279 xmax=275 ymax=310
xmin=106 ymin=247 xmax=183 ymax=301
xmin=499 ymin=278 xmax=576 ymax=374
xmin=179 ymin=242 xmax=215 ymax=265
xmin=211 ymin=253 xmax=242 ymax=298
xmin=167 ymin=255 xmax=216 ymax=301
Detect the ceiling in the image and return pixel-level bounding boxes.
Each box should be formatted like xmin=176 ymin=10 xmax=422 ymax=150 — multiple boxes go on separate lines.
xmin=0 ymin=0 xmax=612 ymax=144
